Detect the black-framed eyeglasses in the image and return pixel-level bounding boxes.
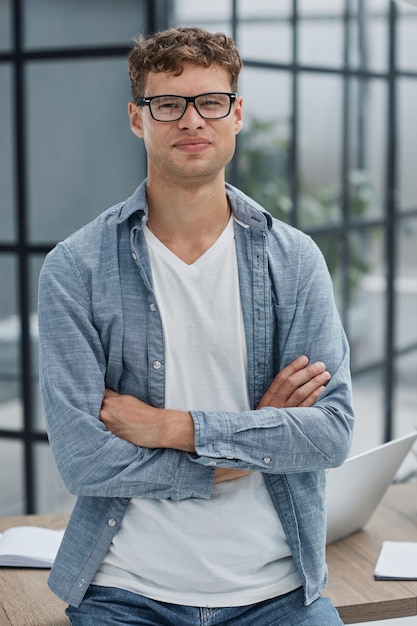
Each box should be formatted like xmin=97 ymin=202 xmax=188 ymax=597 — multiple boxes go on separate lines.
xmin=134 ymin=92 xmax=237 ymax=122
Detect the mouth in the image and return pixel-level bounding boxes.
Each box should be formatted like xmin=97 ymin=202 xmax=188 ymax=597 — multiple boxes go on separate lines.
xmin=173 ymin=137 xmax=211 ymax=154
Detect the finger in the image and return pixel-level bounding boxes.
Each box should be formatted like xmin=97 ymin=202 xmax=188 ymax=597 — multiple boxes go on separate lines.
xmin=261 ymin=357 xmax=308 ymax=401
xmin=277 ymin=355 xmax=309 ymax=382
xmin=286 ymin=370 xmax=331 ymax=407
xmin=266 ymin=359 xmax=326 ymax=399
xmin=298 ymin=385 xmax=326 ymax=408
xmin=297 ymin=369 xmax=332 ymax=406
xmin=260 ymin=367 xmax=330 ymax=409
xmin=289 ymin=360 xmax=327 ymax=386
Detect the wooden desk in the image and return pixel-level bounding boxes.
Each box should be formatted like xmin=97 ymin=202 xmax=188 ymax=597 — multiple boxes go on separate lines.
xmin=0 ymin=483 xmax=416 ymax=625
xmin=0 ymin=513 xmax=69 ymax=626
xmin=325 ymin=481 xmax=417 ymax=623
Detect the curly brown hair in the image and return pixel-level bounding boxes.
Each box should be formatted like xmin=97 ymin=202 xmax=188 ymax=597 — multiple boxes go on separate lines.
xmin=128 ymin=27 xmax=242 ymax=99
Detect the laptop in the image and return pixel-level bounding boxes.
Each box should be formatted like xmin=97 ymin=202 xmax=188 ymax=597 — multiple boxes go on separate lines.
xmin=326 ymin=431 xmax=417 ymax=544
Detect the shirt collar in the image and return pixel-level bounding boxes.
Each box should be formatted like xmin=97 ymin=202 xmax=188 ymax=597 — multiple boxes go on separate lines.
xmin=112 ymin=178 xmax=271 ymax=231
xmin=114 ymin=179 xmax=149 ymax=226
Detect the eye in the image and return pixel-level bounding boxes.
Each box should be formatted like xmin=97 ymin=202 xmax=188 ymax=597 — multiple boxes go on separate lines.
xmin=155 ymin=97 xmax=181 ymax=109
xmin=197 ymin=94 xmax=230 ymax=114
xmin=160 ymin=101 xmax=182 ymax=111
xmin=199 ymin=95 xmax=223 ymax=109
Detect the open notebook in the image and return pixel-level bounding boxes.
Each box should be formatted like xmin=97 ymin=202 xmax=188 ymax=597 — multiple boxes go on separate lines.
xmin=326 ymin=431 xmax=417 ymax=544
xmin=0 ymin=525 xmax=64 ymax=568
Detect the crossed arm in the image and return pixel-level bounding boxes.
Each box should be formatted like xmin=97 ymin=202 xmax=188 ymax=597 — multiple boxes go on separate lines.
xmin=100 ymin=355 xmax=331 ymax=483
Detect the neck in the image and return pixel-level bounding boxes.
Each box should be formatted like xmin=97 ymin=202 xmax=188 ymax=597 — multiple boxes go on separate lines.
xmin=145 ymin=176 xmax=232 ymax=265
xmin=145 ymin=175 xmax=229 ymax=240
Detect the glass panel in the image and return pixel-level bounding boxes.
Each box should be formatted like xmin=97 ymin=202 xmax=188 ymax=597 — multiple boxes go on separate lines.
xmin=0 ymin=380 xmax=21 ymax=430
xmin=396 ymin=216 xmax=417 ymax=351
xmin=0 ymin=441 xmax=24 ymax=515
xmin=173 ymin=0 xmax=230 ymax=26
xmin=299 ymin=13 xmax=344 ymax=69
xmin=350 ymin=227 xmax=386 ymax=369
xmin=233 ymin=69 xmax=291 ymax=220
xmin=239 ymin=0 xmax=291 ymax=17
xmin=0 ymin=65 xmax=15 ymax=242
xmin=398 ymin=79 xmax=417 ymax=209
xmin=298 ymin=0 xmax=344 ymax=14
xmin=23 ymin=0 xmax=145 ymax=49
xmin=0 ymin=0 xmax=11 ymax=50
xmin=26 ymin=58 xmax=146 ymax=243
xmin=312 ymin=233 xmax=344 ymax=306
xmin=238 ymin=2 xmax=291 ymax=64
xmin=397 ymin=3 xmax=417 ymax=71
xmin=309 ymin=227 xmax=385 ymax=345
xmin=239 ymin=21 xmax=291 ymax=65
xmin=240 ymin=68 xmax=291 ymax=126
xmin=348 ymin=79 xmax=387 ymax=220
xmin=393 ymin=353 xmax=417 ymax=458
xmin=30 ymin=255 xmax=45 ymax=431
xmin=298 ymin=74 xmax=343 ymax=229
xmin=0 ymin=255 xmax=23 ymax=430
xmin=349 ymin=2 xmax=389 ymax=74
xmin=35 ymin=443 xmax=75 ymax=514
xmin=313 ymin=227 xmax=386 ymax=371
xmin=351 ymin=369 xmax=385 ymax=454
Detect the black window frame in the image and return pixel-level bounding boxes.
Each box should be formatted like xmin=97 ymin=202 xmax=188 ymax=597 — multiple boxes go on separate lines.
xmin=1 ymin=0 xmax=416 ymax=514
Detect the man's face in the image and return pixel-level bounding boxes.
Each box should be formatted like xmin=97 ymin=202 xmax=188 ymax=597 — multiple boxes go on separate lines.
xmin=128 ymin=63 xmax=243 ymax=186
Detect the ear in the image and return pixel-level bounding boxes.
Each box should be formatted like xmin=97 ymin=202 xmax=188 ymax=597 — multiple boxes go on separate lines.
xmin=233 ymin=96 xmax=243 ymax=135
xmin=128 ymin=101 xmax=144 ymax=139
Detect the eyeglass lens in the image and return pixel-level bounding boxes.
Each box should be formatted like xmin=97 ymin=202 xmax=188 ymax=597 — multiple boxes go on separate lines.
xmin=150 ymin=93 xmax=233 ymax=121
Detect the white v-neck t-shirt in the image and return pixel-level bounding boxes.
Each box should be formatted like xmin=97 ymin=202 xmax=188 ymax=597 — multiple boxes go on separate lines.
xmin=93 ymin=218 xmax=302 ymax=606
xmin=146 ymin=217 xmax=250 ymax=413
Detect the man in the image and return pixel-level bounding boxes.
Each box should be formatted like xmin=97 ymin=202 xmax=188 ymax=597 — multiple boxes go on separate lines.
xmin=38 ymin=27 xmax=354 ymax=625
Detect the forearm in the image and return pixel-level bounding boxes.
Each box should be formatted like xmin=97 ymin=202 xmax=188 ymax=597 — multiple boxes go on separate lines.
xmin=98 ymin=394 xmax=255 ymax=484
xmin=100 ymin=390 xmax=196 ymax=451
xmin=189 ymin=313 xmax=354 ymax=475
xmin=44 ymin=393 xmax=211 ymax=499
xmin=190 ymin=373 xmax=354 ymax=474
xmin=189 ymin=328 xmax=354 ymax=474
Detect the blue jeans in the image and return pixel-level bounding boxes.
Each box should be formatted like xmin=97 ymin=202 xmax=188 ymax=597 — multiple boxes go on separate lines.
xmin=65 ymin=585 xmax=344 ymax=625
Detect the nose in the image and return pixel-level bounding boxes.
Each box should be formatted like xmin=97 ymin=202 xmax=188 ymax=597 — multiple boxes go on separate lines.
xmin=178 ymin=102 xmax=205 ymax=129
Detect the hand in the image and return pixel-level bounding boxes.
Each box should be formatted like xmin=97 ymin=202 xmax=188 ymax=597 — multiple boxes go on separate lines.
xmin=256 ymin=355 xmax=330 ymax=410
xmin=100 ymin=389 xmax=195 ymax=451
xmin=216 ymin=356 xmax=330 ymax=484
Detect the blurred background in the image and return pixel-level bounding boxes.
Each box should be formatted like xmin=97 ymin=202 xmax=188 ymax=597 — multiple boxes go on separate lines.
xmin=0 ymin=0 xmax=416 ymax=532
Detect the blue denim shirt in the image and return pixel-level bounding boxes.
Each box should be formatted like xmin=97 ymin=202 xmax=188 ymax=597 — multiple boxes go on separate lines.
xmin=38 ymin=180 xmax=354 ymax=608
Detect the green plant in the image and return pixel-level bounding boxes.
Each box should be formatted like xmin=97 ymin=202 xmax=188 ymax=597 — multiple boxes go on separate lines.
xmin=232 ymin=118 xmax=374 ymax=301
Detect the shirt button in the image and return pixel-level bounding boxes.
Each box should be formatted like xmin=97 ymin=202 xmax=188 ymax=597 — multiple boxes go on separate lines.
xmin=208 ymin=461 xmax=217 ymax=466
xmin=131 ymin=252 xmax=137 ymax=261
xmin=149 ymin=303 xmax=157 ymax=312
xmin=263 ymin=456 xmax=271 ymax=464
xmin=108 ymin=518 xmax=117 ymax=527
xmin=153 ymin=360 xmax=162 ymax=370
